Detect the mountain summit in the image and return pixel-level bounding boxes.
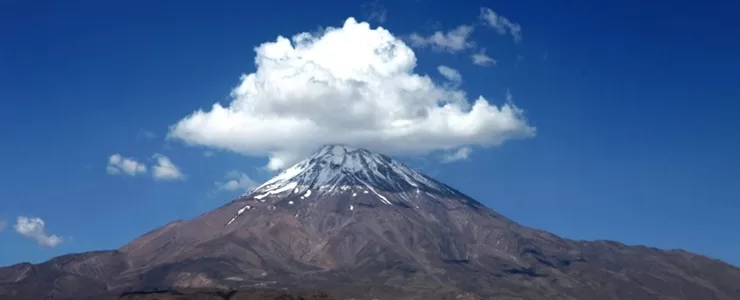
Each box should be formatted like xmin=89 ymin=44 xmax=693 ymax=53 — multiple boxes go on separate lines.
xmin=2 ymin=145 xmax=740 ymax=300
xmin=242 ymin=144 xmax=475 ymax=215
xmin=253 ymin=144 xmax=458 ymax=200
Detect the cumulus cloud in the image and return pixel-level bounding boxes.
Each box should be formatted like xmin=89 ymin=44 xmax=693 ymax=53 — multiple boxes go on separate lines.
xmin=408 ymin=25 xmax=475 ymax=53
xmin=152 ymin=154 xmax=184 ymax=181
xmin=442 ymin=147 xmax=472 ymax=163
xmin=14 ymin=216 xmax=62 ymax=248
xmin=479 ymin=7 xmax=522 ymax=43
xmin=107 ymin=154 xmax=147 ymax=176
xmin=168 ymin=17 xmax=535 ymax=171
xmin=471 ymin=49 xmax=496 ymax=66
xmin=437 ymin=65 xmax=462 ymax=85
xmin=215 ymin=171 xmax=259 ymax=193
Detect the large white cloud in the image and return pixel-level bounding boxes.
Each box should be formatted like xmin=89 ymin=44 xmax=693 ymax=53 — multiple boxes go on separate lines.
xmin=168 ymin=17 xmax=535 ymax=171
xmin=14 ymin=216 xmax=62 ymax=248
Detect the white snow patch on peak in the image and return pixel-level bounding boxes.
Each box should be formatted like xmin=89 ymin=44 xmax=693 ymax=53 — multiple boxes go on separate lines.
xmin=249 ymin=145 xmax=455 ymax=203
xmin=227 ymin=204 xmax=255 ymax=226
xmin=237 ymin=205 xmax=251 ymax=215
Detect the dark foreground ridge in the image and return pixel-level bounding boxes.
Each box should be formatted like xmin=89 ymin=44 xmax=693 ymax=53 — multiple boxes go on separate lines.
xmin=2 ymin=145 xmax=740 ymax=300
xmin=2 ymin=288 xmax=337 ymax=300
xmin=107 ymin=288 xmax=335 ymax=300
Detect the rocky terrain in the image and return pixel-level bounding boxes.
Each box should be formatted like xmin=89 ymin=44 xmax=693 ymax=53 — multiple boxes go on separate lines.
xmin=2 ymin=288 xmax=336 ymax=300
xmin=1 ymin=145 xmax=739 ymax=300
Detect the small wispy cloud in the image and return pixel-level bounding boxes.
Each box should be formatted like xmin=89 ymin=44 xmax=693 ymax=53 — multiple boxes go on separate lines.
xmin=14 ymin=216 xmax=63 ymax=248
xmin=0 ymin=219 xmax=7 ymax=232
xmin=107 ymin=154 xmax=147 ymax=176
xmin=437 ymin=65 xmax=462 ymax=85
xmin=515 ymin=54 xmax=524 ymax=68
xmin=441 ymin=147 xmax=472 ymax=163
xmin=471 ymin=48 xmax=496 ymax=66
xmin=215 ymin=171 xmax=259 ymax=193
xmin=409 ymin=25 xmax=475 ymax=53
xmin=506 ymin=88 xmax=514 ymax=102
xmin=136 ymin=130 xmax=158 ymax=140
xmin=363 ymin=0 xmax=387 ymax=24
xmin=152 ymin=154 xmax=184 ymax=181
xmin=203 ymin=151 xmax=216 ymax=158
xmin=479 ymin=7 xmax=522 ymax=43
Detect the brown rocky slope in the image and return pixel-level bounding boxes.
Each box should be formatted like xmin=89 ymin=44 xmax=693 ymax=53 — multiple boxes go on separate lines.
xmin=1 ymin=145 xmax=739 ymax=300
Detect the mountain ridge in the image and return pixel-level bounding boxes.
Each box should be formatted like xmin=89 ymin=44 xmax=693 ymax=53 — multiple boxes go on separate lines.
xmin=2 ymin=145 xmax=739 ymax=300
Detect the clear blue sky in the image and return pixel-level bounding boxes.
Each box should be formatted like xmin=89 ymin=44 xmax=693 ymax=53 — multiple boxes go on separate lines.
xmin=1 ymin=0 xmax=738 ymax=267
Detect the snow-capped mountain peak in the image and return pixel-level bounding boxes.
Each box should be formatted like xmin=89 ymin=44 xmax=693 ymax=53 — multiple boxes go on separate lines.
xmin=249 ymin=144 xmax=456 ymax=202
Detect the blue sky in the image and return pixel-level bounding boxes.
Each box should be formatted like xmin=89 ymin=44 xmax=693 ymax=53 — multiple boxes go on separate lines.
xmin=1 ymin=0 xmax=739 ymax=267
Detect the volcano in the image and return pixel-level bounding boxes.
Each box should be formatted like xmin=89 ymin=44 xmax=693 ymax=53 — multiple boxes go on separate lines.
xmin=1 ymin=145 xmax=739 ymax=300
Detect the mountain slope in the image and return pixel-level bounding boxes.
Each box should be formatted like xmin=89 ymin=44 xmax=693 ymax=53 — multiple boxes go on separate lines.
xmin=2 ymin=145 xmax=740 ymax=300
